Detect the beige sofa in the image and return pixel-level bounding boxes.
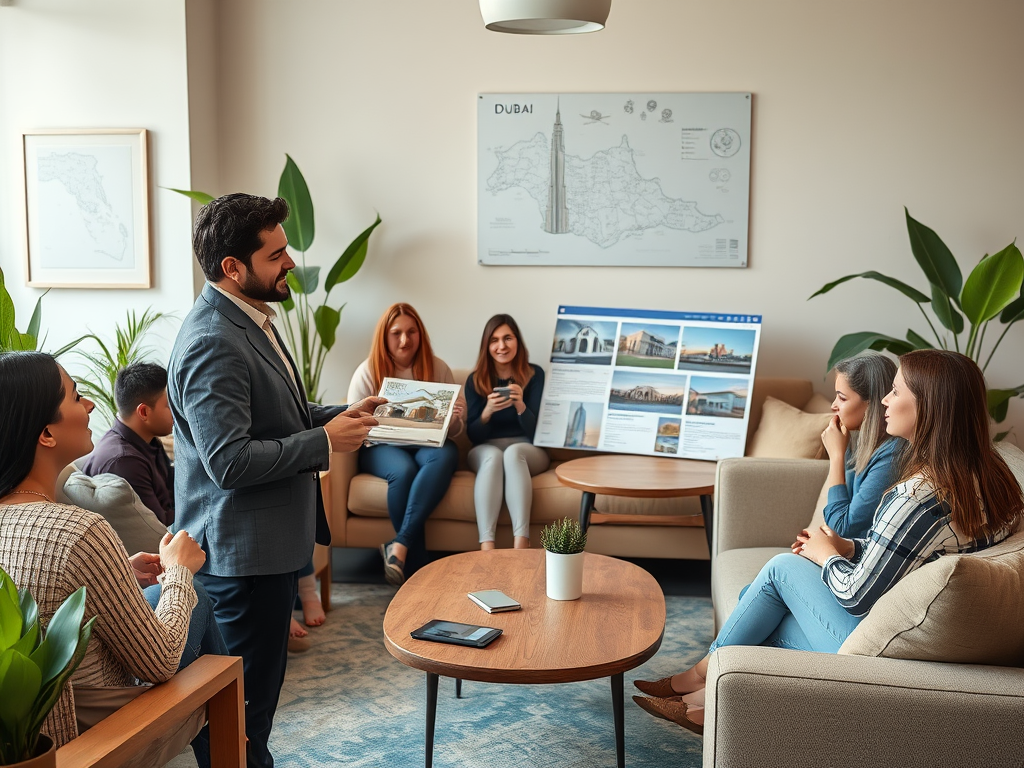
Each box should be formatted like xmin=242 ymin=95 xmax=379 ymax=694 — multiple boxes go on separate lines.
xmin=327 ymin=371 xmax=826 ymax=560
xmin=704 ymin=446 xmax=1024 ymax=767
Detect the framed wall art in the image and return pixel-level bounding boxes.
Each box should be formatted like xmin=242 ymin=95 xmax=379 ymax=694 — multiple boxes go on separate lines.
xmin=479 ymin=93 xmax=751 ymax=267
xmin=22 ymin=128 xmax=151 ymax=288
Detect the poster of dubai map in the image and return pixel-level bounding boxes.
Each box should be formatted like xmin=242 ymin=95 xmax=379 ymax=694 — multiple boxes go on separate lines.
xmin=478 ymin=93 xmax=751 ymax=267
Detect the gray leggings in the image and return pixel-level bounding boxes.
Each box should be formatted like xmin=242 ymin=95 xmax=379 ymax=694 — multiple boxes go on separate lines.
xmin=468 ymin=437 xmax=551 ymax=541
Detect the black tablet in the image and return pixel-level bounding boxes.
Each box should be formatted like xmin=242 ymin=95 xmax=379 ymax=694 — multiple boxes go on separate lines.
xmin=410 ymin=620 xmax=503 ymax=648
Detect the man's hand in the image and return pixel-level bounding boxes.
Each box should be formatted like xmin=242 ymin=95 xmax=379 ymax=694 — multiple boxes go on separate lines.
xmin=325 ymin=410 xmax=378 ymax=452
xmin=129 ymin=552 xmax=163 ymax=587
xmin=348 ymin=396 xmax=387 ymax=416
xmin=794 ymin=524 xmax=854 ymax=566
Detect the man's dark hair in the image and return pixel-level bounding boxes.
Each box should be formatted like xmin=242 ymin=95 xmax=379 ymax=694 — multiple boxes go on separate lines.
xmin=116 ymin=362 xmax=168 ymax=417
xmin=192 ymin=193 xmax=290 ymax=281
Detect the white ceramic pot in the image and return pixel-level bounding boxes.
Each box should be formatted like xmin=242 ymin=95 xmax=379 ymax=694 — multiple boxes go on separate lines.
xmin=545 ymin=550 xmax=584 ymax=600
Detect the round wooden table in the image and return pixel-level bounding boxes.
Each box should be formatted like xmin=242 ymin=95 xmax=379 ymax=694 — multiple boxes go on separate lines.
xmin=554 ymin=454 xmax=718 ymax=549
xmin=383 ymin=549 xmax=665 ymax=768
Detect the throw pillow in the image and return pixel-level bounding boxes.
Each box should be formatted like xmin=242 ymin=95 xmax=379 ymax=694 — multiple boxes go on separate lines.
xmin=746 ymin=396 xmax=831 ymax=459
xmin=59 ymin=471 xmax=168 ymax=554
xmin=839 ymin=533 xmax=1024 ymax=665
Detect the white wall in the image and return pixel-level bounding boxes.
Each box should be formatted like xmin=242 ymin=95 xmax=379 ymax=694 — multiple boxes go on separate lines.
xmin=201 ymin=0 xmax=1024 ymax=436
xmin=0 ymin=0 xmax=196 ymax=403
xmin=4 ymin=0 xmax=1021 ymax=437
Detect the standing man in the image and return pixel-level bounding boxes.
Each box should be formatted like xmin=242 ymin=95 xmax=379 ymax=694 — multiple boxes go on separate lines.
xmin=168 ymin=193 xmax=381 ymax=768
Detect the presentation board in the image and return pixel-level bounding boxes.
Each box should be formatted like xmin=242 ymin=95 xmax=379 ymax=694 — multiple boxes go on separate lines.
xmin=535 ymin=306 xmax=762 ymax=461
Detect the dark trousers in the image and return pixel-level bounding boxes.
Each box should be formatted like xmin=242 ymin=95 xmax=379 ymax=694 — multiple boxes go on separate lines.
xmin=198 ymin=570 xmax=299 ymax=768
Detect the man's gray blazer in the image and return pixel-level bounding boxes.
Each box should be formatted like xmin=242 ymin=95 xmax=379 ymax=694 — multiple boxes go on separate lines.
xmin=167 ymin=283 xmax=344 ymax=576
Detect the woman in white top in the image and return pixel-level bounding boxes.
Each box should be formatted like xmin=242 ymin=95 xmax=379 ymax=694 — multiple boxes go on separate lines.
xmin=348 ymin=303 xmax=466 ymax=586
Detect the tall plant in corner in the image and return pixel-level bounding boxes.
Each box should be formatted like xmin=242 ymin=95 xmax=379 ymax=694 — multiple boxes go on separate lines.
xmin=0 ymin=267 xmax=80 ymax=356
xmin=172 ymin=155 xmax=381 ymax=402
xmin=810 ymin=208 xmax=1024 ymax=433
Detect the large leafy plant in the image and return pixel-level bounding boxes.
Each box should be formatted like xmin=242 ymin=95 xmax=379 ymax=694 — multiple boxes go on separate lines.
xmin=71 ymin=309 xmax=167 ymax=429
xmin=172 ymin=155 xmax=381 ymax=402
xmin=810 ymin=208 xmax=1024 ymax=429
xmin=0 ymin=566 xmax=95 ymax=764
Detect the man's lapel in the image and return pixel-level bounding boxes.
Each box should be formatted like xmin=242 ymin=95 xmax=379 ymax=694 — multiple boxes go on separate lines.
xmin=202 ymin=284 xmax=310 ymax=420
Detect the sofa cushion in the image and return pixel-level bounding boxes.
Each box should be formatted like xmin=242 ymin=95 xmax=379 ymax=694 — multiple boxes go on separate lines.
xmin=747 ymin=397 xmax=831 ymax=460
xmin=839 ymin=530 xmax=1024 ymax=665
xmin=58 ymin=471 xmax=168 ymax=554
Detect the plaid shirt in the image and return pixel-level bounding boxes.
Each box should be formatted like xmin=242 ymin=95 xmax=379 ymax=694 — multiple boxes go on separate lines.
xmin=823 ymin=476 xmax=1009 ymax=616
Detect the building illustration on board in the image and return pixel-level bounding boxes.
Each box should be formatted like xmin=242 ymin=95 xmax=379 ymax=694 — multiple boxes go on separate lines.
xmin=544 ymin=100 xmax=569 ymax=234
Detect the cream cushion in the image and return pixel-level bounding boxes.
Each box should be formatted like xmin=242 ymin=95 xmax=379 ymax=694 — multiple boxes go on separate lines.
xmin=747 ymin=396 xmax=831 ymax=459
xmin=59 ymin=471 xmax=168 ymax=554
xmin=839 ymin=530 xmax=1024 ymax=665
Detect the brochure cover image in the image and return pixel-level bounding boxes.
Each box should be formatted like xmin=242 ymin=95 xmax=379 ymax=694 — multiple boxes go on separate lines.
xmin=616 ymin=322 xmax=681 ymax=369
xmin=368 ymin=378 xmax=462 ymax=447
xmin=536 ymin=306 xmax=762 ymax=461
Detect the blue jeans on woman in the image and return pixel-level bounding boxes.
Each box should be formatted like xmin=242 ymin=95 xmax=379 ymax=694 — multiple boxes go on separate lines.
xmin=143 ymin=579 xmax=227 ymax=768
xmin=709 ymin=553 xmax=864 ymax=654
xmin=359 ymin=441 xmax=459 ymax=566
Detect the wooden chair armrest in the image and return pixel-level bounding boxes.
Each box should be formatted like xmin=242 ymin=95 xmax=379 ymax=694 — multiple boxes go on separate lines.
xmin=56 ymin=655 xmax=245 ymax=768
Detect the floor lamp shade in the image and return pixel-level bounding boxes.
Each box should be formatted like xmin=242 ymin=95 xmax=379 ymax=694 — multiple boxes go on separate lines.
xmin=479 ymin=0 xmax=611 ymax=34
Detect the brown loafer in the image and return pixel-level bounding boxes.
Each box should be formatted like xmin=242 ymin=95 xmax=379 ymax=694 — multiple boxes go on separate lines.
xmin=633 ymin=676 xmax=678 ymax=698
xmin=379 ymin=543 xmax=406 ymax=587
xmin=632 ymin=695 xmax=704 ymax=736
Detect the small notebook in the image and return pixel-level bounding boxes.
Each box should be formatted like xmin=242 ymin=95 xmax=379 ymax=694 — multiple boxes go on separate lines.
xmin=468 ymin=589 xmax=522 ymax=613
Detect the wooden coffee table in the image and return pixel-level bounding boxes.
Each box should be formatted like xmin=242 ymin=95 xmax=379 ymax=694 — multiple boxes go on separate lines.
xmin=383 ymin=549 xmax=665 ymax=768
xmin=554 ymin=454 xmax=717 ymax=549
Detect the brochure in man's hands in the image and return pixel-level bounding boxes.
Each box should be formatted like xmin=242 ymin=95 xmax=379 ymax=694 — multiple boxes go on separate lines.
xmin=365 ymin=378 xmax=462 ymax=448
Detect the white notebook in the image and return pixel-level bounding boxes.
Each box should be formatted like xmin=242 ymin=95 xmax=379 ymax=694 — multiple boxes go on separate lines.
xmin=467 ymin=590 xmax=522 ymax=613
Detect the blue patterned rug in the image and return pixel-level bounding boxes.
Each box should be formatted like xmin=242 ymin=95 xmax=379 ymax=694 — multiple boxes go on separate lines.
xmin=272 ymin=584 xmax=712 ymax=767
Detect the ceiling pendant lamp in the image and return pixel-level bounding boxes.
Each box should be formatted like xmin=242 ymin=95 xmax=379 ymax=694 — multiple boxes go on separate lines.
xmin=479 ymin=0 xmax=611 ymax=34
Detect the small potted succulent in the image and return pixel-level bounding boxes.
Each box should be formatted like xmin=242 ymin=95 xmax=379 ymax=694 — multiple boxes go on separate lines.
xmin=540 ymin=517 xmax=588 ymax=600
xmin=0 ymin=566 xmax=95 ymax=767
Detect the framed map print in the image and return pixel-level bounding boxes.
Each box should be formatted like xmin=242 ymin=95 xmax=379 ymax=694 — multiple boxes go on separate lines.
xmin=479 ymin=93 xmax=751 ymax=267
xmin=22 ymin=128 xmax=151 ymax=288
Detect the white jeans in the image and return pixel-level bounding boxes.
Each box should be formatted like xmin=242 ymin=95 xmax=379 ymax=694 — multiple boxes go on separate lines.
xmin=468 ymin=437 xmax=551 ymax=541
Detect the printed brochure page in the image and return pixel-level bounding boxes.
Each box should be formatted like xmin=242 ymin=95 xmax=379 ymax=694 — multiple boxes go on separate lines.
xmin=535 ymin=306 xmax=762 ymax=461
xmin=368 ymin=378 xmax=462 ymax=448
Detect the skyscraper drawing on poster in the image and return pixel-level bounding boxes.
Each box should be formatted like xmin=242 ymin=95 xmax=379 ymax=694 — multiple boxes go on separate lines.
xmin=565 ymin=403 xmax=586 ymax=447
xmin=544 ymin=100 xmax=569 ymax=235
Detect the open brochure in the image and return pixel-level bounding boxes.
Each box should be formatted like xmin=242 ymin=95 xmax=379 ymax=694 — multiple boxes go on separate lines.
xmin=366 ymin=378 xmax=462 ymax=448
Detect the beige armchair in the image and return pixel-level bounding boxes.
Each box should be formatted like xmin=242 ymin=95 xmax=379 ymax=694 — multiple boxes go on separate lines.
xmin=704 ymin=453 xmax=1024 ymax=768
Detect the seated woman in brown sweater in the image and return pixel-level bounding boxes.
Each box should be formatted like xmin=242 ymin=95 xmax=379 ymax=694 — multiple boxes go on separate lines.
xmin=0 ymin=352 xmax=218 ymax=760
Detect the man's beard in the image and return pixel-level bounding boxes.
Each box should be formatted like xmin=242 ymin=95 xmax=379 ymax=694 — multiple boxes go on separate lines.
xmin=241 ymin=269 xmax=290 ymax=303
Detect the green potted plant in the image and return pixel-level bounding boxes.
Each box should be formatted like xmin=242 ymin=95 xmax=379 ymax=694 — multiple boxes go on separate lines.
xmin=0 ymin=566 xmax=95 ymax=767
xmin=171 ymin=155 xmax=381 ymax=402
xmin=540 ymin=517 xmax=588 ymax=600
xmin=70 ymin=308 xmax=169 ymax=430
xmin=809 ymin=208 xmax=1023 ymax=436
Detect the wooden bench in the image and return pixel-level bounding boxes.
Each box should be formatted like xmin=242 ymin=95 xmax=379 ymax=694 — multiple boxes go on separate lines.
xmin=56 ymin=655 xmax=245 ymax=768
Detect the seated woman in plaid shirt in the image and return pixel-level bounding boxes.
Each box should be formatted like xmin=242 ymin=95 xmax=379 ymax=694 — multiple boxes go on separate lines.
xmin=632 ymin=349 xmax=1023 ymax=734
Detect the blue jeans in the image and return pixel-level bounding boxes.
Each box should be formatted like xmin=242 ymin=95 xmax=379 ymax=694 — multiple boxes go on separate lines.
xmin=143 ymin=579 xmax=228 ymax=667
xmin=709 ymin=553 xmax=863 ymax=654
xmin=359 ymin=441 xmax=459 ymax=556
